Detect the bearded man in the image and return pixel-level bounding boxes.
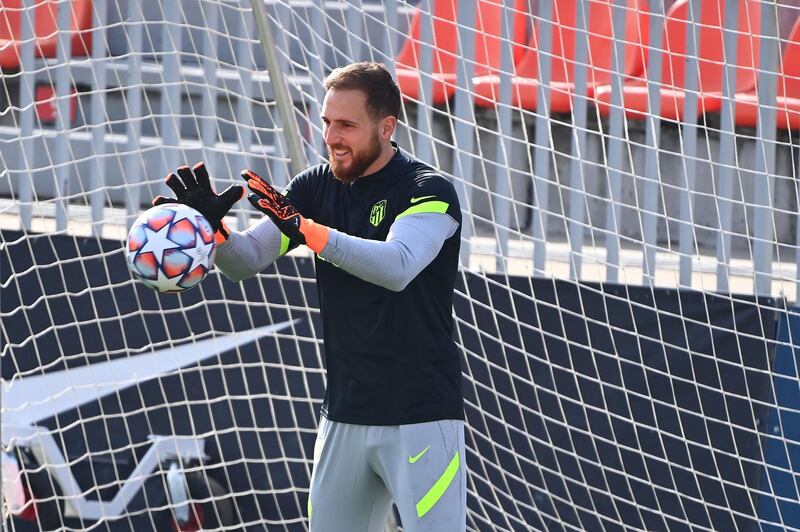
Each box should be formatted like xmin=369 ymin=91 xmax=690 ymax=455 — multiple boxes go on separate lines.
xmin=156 ymin=62 xmax=466 ymax=532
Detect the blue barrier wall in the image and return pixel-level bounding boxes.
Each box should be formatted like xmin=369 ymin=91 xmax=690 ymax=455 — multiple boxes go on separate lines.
xmin=758 ymin=306 xmax=800 ymax=530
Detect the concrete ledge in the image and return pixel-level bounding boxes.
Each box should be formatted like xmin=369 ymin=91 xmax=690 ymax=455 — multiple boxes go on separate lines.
xmin=0 ymin=125 xmax=278 ymax=211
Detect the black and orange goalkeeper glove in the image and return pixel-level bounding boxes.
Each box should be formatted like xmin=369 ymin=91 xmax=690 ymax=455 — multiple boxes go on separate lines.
xmin=242 ymin=169 xmax=329 ymax=253
xmin=153 ymin=162 xmax=244 ymax=241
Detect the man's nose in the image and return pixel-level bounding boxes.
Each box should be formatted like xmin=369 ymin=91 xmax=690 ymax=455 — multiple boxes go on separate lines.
xmin=324 ymin=126 xmax=337 ymax=145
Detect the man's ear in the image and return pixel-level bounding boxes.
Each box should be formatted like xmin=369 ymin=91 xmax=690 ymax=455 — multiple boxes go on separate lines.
xmin=381 ymin=116 xmax=397 ymax=140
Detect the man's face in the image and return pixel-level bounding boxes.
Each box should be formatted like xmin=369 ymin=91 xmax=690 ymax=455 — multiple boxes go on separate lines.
xmin=321 ymin=88 xmax=386 ymax=183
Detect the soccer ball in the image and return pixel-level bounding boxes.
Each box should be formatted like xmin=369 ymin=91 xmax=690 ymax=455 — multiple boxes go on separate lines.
xmin=126 ymin=204 xmax=217 ymax=293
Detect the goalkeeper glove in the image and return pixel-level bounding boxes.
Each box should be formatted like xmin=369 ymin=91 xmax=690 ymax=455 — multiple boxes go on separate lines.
xmin=242 ymin=169 xmax=329 ymax=253
xmin=152 ymin=162 xmax=244 ymax=241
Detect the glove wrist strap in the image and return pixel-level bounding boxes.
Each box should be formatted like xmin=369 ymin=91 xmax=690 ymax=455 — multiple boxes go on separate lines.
xmin=299 ymin=218 xmax=329 ymax=254
xmin=214 ymin=220 xmax=231 ymax=244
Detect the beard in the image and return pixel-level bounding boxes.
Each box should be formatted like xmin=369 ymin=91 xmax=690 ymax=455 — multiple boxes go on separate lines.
xmin=327 ymin=132 xmax=383 ymax=184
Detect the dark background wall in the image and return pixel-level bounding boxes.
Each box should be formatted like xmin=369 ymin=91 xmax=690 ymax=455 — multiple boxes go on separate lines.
xmin=1 ymin=230 xmax=783 ymax=531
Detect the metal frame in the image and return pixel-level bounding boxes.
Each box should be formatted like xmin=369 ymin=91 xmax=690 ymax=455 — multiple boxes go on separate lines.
xmin=2 ymin=425 xmax=205 ymax=520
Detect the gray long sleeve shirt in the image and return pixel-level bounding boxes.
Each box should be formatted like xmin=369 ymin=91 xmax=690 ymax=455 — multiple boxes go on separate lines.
xmin=215 ymin=212 xmax=459 ymax=291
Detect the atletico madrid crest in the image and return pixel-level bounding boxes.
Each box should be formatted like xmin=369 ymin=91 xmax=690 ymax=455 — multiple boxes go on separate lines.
xmin=370 ymin=200 xmax=387 ymax=227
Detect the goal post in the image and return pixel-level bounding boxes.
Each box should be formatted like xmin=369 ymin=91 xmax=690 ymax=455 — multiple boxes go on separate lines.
xmin=2 ymin=0 xmax=800 ymax=531
xmin=248 ymin=0 xmax=308 ymax=175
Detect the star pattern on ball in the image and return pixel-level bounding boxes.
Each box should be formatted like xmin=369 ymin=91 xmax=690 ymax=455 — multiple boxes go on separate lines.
xmin=151 ymin=265 xmax=185 ymax=292
xmin=169 ymin=204 xmax=200 ymax=224
xmin=139 ymin=222 xmax=182 ymax=264
xmin=127 ymin=204 xmax=216 ymax=293
xmin=187 ymin=239 xmax=215 ymax=273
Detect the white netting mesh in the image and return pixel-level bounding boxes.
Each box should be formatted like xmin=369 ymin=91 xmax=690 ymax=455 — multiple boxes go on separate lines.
xmin=1 ymin=0 xmax=799 ymax=530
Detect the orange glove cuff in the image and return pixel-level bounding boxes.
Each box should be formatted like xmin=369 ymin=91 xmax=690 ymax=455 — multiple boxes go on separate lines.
xmin=214 ymin=220 xmax=231 ymax=244
xmin=299 ymin=218 xmax=330 ymax=254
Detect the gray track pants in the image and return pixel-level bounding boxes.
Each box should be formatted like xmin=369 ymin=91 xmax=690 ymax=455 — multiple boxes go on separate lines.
xmin=308 ymin=417 xmax=467 ymax=532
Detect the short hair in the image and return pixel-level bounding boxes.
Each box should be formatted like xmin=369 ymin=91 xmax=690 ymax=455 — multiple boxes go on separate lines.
xmin=323 ymin=62 xmax=401 ymax=121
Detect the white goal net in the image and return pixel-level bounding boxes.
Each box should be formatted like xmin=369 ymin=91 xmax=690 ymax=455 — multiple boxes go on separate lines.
xmin=2 ymin=0 xmax=799 ymax=530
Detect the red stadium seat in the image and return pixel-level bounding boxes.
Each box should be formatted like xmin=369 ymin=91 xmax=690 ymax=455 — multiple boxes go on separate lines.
xmin=472 ymin=0 xmax=649 ymax=112
xmin=594 ymin=0 xmax=761 ymax=121
xmin=0 ymin=0 xmax=93 ymax=70
xmin=733 ymin=18 xmax=800 ymax=131
xmin=395 ymin=0 xmax=528 ymax=104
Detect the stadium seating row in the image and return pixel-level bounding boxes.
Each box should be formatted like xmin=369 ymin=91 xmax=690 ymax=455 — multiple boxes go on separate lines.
xmin=1 ymin=0 xmax=798 ymax=130
xmin=0 ymin=0 xmax=93 ymax=68
xmin=396 ymin=0 xmax=800 ymax=130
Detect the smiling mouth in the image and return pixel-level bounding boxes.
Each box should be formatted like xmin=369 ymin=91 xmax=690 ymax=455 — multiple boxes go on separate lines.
xmin=330 ymin=148 xmax=350 ymax=161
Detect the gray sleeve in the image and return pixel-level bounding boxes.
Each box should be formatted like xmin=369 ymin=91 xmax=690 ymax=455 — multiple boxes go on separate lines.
xmin=214 ymin=217 xmax=284 ymax=281
xmin=317 ymin=212 xmax=459 ymax=292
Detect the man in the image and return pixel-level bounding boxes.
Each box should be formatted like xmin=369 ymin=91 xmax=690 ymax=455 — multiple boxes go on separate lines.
xmin=153 ymin=62 xmax=466 ymax=531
